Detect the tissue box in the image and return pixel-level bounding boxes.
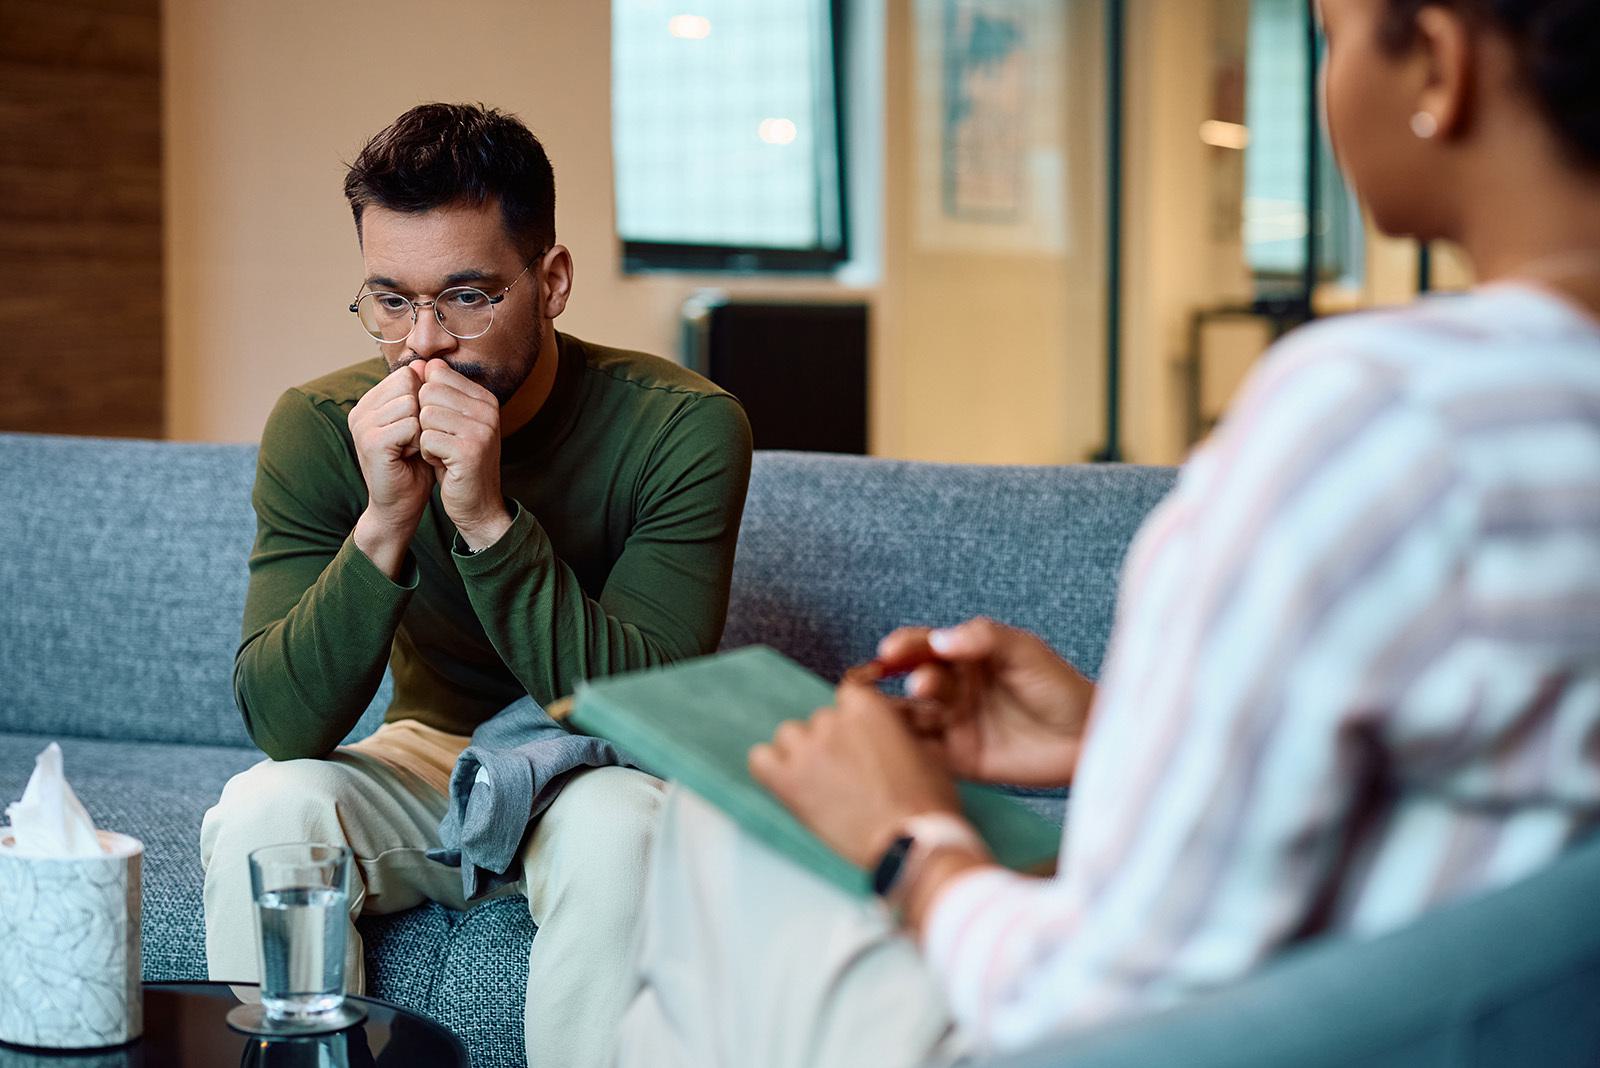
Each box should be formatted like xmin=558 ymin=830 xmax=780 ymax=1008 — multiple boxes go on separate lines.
xmin=0 ymin=830 xmax=143 ymax=1049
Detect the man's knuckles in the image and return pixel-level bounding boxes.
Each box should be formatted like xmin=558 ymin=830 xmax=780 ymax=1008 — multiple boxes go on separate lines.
xmin=416 ymin=414 xmax=497 ymax=455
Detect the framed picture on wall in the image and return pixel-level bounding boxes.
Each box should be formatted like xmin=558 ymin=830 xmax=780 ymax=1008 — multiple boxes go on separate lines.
xmin=913 ymin=0 xmax=1068 ymax=254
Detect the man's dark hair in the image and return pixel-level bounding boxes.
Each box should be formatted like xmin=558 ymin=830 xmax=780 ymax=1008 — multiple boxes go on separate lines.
xmin=1380 ymin=0 xmax=1600 ymax=169
xmin=343 ymin=102 xmax=556 ymax=256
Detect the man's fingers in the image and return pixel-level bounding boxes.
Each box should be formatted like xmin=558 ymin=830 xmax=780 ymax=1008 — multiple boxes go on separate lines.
xmin=419 ymin=407 xmax=497 ymax=461
xmin=368 ymin=417 xmax=422 ymax=456
xmin=375 ymin=362 xmax=426 ymax=401
xmin=350 ymin=363 xmax=424 ymax=438
xmin=418 ymin=428 xmax=458 ymax=468
xmin=418 ymin=404 xmax=476 ymax=437
xmin=419 ymin=377 xmax=498 ymax=425
xmin=422 ymin=359 xmax=496 ymax=405
xmin=372 ymin=392 xmax=421 ymax=428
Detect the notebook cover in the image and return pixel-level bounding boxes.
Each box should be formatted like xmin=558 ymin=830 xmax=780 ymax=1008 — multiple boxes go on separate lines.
xmin=570 ymin=645 xmax=1062 ymax=897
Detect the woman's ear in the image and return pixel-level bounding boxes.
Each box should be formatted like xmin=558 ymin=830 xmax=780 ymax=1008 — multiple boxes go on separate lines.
xmin=1410 ymin=5 xmax=1474 ymax=140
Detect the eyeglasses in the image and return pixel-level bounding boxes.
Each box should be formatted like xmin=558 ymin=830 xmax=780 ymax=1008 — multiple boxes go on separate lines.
xmin=348 ymin=258 xmax=540 ymax=343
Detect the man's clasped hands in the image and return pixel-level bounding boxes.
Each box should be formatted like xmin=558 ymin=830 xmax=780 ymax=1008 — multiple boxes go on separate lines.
xmin=349 ymin=359 xmax=513 ymax=577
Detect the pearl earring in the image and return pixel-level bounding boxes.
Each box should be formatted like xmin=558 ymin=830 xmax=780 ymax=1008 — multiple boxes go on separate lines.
xmin=1410 ymin=112 xmax=1439 ymax=139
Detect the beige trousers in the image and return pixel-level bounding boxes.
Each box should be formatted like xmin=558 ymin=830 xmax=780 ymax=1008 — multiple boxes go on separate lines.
xmin=200 ymin=719 xmax=665 ymax=1068
xmin=615 ymin=786 xmax=969 ymax=1068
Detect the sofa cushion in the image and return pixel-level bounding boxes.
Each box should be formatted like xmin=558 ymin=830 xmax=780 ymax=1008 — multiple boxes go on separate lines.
xmin=361 ymin=898 xmax=533 ymax=1068
xmin=724 ymin=452 xmax=1177 ymax=682
xmin=0 ymin=435 xmax=259 ymax=746
xmin=0 ymin=733 xmax=529 ymax=1068
xmin=0 ymin=433 xmax=387 ymax=747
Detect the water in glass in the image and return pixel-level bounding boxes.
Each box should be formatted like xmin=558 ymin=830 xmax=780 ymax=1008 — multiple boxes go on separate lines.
xmin=256 ymin=885 xmax=347 ymax=1018
xmin=248 ymin=843 xmax=351 ymax=1022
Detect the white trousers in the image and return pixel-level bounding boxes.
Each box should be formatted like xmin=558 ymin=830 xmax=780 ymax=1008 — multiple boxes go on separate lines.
xmin=615 ymin=786 xmax=970 ymax=1068
xmin=200 ymin=719 xmax=665 ymax=1068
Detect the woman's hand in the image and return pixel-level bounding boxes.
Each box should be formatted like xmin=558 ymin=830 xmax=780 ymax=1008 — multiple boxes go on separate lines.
xmin=749 ymin=679 xmax=962 ymax=869
xmin=875 ymin=617 xmax=1095 ymax=788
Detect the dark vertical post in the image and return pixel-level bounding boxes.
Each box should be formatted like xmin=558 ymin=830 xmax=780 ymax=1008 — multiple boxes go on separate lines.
xmin=828 ymin=0 xmax=851 ymax=261
xmin=1094 ymin=0 xmax=1126 ymax=462
xmin=1417 ymin=242 xmax=1433 ymax=293
xmin=1301 ymin=6 xmax=1321 ymax=321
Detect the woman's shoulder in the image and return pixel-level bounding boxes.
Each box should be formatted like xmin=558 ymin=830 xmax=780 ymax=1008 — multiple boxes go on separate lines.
xmin=1242 ymin=285 xmax=1600 ymax=424
xmin=1272 ymin=285 xmax=1600 ymax=372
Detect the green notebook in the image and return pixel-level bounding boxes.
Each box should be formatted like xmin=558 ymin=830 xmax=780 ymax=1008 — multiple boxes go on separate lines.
xmin=570 ymin=645 xmax=1062 ymax=897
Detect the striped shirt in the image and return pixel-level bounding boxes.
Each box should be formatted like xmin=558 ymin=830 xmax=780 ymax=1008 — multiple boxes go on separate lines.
xmin=923 ymin=283 xmax=1600 ymax=1053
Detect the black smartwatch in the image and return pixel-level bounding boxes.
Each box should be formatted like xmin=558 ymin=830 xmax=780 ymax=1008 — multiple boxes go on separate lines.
xmin=868 ymin=814 xmax=988 ymax=905
xmin=871 ymin=835 xmax=917 ymax=898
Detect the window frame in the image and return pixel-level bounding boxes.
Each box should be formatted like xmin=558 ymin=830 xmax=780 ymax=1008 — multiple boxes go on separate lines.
xmin=616 ymin=0 xmax=852 ymax=275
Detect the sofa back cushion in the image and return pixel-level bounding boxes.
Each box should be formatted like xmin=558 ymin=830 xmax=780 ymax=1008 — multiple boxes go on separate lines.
xmin=0 ymin=433 xmax=393 ymax=749
xmin=0 ymin=433 xmax=264 ymax=746
xmin=723 ymin=452 xmax=1177 ymax=683
xmin=1 ymin=436 xmax=1175 ymax=749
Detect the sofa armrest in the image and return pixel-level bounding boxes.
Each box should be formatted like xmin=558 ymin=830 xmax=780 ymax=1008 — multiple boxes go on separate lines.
xmin=978 ymin=834 xmax=1600 ymax=1068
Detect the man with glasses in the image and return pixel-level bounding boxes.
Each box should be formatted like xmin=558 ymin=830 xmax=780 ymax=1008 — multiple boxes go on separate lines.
xmin=199 ymin=103 xmax=752 ymax=1068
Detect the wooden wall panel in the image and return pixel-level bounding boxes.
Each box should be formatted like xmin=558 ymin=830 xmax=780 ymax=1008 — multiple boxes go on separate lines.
xmin=0 ymin=0 xmax=163 ymax=438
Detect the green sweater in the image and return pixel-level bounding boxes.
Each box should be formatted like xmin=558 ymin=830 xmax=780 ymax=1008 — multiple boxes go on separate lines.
xmin=235 ymin=332 xmax=753 ymax=760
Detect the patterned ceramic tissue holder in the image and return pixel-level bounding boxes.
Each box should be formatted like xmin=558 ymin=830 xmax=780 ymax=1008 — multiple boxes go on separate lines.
xmin=0 ymin=829 xmax=143 ymax=1049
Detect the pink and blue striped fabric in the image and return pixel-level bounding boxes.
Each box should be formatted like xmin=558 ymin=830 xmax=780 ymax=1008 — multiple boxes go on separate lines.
xmin=925 ymin=282 xmax=1600 ymax=1054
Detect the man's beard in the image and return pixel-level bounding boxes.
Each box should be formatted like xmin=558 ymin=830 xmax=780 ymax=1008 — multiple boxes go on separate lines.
xmin=391 ymin=318 xmax=542 ymax=407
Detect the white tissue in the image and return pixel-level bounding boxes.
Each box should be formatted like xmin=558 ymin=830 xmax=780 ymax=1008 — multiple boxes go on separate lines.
xmin=4 ymin=743 xmax=104 ymax=857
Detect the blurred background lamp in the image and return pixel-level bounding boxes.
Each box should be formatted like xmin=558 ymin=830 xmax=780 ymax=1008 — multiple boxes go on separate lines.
xmin=758 ymin=118 xmax=798 ymax=145
xmin=668 ymin=14 xmax=712 ymax=40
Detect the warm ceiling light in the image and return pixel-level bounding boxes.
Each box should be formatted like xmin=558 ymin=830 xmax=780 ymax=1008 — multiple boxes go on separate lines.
xmin=669 ymin=14 xmax=712 ymax=39
xmin=757 ymin=118 xmax=798 ymax=145
xmin=1199 ymin=119 xmax=1250 ymax=150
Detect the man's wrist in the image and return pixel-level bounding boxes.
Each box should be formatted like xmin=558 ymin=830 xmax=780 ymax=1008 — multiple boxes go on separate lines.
xmin=454 ymin=506 xmax=514 ymax=554
xmin=353 ymin=507 xmax=418 ymax=580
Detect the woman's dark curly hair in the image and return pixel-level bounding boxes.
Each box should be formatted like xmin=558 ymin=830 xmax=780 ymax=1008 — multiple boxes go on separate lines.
xmin=1380 ymin=0 xmax=1600 ymax=169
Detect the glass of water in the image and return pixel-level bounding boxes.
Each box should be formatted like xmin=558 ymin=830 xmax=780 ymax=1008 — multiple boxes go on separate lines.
xmin=248 ymin=843 xmax=351 ymax=1022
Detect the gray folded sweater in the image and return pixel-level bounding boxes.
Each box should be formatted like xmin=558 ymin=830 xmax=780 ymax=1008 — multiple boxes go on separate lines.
xmin=427 ymin=696 xmax=635 ymax=900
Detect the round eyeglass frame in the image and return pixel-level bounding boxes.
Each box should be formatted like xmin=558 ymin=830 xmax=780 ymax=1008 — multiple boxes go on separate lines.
xmin=348 ymin=257 xmax=541 ymax=343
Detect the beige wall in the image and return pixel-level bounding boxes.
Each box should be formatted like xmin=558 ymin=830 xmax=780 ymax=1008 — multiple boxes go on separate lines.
xmin=876 ymin=1 xmax=1108 ymax=465
xmin=163 ymin=0 xmax=1114 ymax=465
xmin=164 ymin=0 xmax=879 ymax=444
xmin=165 ymin=0 xmax=1434 ymax=464
xmin=1121 ymin=0 xmax=1235 ymax=465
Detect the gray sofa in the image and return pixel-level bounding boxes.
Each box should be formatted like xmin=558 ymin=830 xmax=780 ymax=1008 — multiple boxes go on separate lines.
xmin=2 ymin=431 xmax=1596 ymax=1068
